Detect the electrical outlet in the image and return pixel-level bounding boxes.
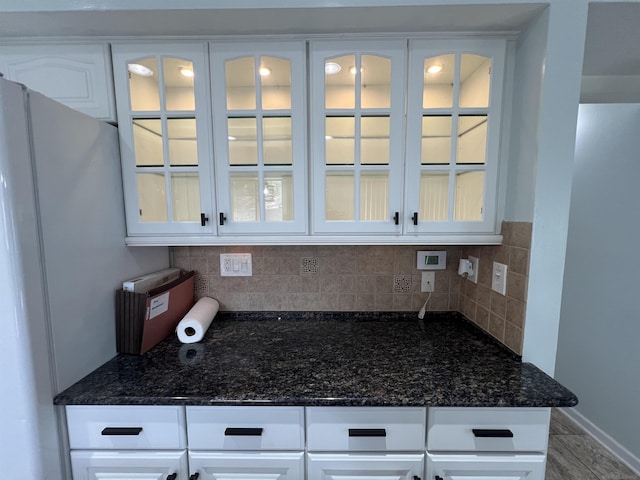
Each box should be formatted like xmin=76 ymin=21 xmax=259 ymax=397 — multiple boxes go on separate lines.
xmin=468 ymin=256 xmax=479 ymax=284
xmin=421 ymin=271 xmax=435 ymax=292
xmin=492 ymin=261 xmax=508 ymax=295
xmin=220 ymin=253 xmax=252 ymax=276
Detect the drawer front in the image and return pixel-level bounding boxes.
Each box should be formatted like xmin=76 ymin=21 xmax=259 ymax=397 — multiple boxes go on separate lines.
xmin=306 ymin=407 xmax=426 ymax=452
xmin=186 ymin=406 xmax=305 ymax=450
xmin=427 ymin=407 xmax=550 ymax=452
xmin=66 ymin=405 xmax=186 ymax=450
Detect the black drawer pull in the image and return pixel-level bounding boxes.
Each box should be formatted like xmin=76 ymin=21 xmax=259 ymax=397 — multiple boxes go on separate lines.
xmin=167 ymin=474 xmax=177 ymax=480
xmin=224 ymin=427 xmax=263 ymax=436
xmin=101 ymin=427 xmax=143 ymax=436
xmin=348 ymin=428 xmax=387 ymax=437
xmin=472 ymin=428 xmax=514 ymax=438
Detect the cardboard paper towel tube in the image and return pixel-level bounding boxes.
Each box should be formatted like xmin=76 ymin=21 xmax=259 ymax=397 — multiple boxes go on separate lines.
xmin=176 ymin=297 xmax=219 ymax=343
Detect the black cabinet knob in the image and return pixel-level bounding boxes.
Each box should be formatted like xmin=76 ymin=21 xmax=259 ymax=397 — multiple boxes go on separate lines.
xmin=190 ymin=473 xmax=200 ymax=480
xmin=200 ymin=213 xmax=209 ymax=226
xmin=166 ymin=474 xmax=177 ymax=480
xmin=393 ymin=211 xmax=399 ymax=225
xmin=412 ymin=212 xmax=418 ymax=225
xmin=219 ymin=212 xmax=227 ymax=225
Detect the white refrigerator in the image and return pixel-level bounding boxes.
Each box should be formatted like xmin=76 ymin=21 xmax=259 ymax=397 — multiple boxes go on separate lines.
xmin=0 ymin=77 xmax=170 ymax=478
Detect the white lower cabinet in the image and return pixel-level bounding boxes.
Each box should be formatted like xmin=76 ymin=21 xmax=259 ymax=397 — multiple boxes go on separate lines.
xmin=66 ymin=405 xmax=552 ymax=480
xmin=306 ymin=407 xmax=426 ymax=479
xmin=307 ymin=453 xmax=425 ymax=480
xmin=70 ymin=450 xmax=187 ymax=480
xmin=427 ymin=453 xmax=546 ymax=480
xmin=189 ymin=451 xmax=304 ymax=479
xmin=426 ymin=407 xmax=551 ymax=480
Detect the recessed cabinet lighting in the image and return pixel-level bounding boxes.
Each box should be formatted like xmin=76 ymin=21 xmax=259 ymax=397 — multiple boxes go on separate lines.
xmin=349 ymin=65 xmax=364 ymax=75
xmin=325 ymin=62 xmax=341 ymax=75
xmin=426 ymin=64 xmax=443 ymax=74
xmin=127 ymin=63 xmax=153 ymax=77
xmin=259 ymin=66 xmax=272 ymax=77
xmin=179 ymin=67 xmax=194 ymax=78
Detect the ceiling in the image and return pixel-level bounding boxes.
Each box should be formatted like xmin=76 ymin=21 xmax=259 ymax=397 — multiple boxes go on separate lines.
xmin=582 ymin=3 xmax=640 ymax=76
xmin=0 ymin=4 xmax=546 ymax=38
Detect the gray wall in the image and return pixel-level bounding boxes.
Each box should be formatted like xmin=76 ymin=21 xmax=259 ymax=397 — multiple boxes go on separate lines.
xmin=556 ymin=104 xmax=640 ymax=460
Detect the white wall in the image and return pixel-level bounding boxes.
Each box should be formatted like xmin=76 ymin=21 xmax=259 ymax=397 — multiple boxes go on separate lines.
xmin=516 ymin=2 xmax=588 ymax=375
xmin=555 ymin=104 xmax=640 ymax=463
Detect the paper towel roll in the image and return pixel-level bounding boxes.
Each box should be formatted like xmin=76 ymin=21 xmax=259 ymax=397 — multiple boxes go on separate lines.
xmin=176 ymin=297 xmax=219 ymax=343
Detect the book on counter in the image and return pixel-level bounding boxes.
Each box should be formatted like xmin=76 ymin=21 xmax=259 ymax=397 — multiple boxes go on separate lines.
xmin=115 ymin=270 xmax=195 ymax=355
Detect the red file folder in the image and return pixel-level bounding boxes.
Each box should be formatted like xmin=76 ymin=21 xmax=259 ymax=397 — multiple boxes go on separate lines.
xmin=115 ymin=271 xmax=195 ymax=354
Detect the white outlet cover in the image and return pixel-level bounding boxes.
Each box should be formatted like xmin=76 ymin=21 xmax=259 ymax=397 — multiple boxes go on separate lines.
xmin=468 ymin=256 xmax=479 ymax=284
xmin=492 ymin=261 xmax=508 ymax=295
xmin=220 ymin=253 xmax=252 ymax=277
xmin=421 ymin=271 xmax=435 ymax=292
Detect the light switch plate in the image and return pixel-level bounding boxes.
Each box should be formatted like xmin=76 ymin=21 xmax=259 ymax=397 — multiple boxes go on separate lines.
xmin=492 ymin=261 xmax=508 ymax=295
xmin=220 ymin=253 xmax=252 ymax=276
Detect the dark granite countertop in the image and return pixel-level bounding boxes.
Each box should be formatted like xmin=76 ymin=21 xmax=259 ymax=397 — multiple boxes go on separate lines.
xmin=54 ymin=312 xmax=578 ymax=408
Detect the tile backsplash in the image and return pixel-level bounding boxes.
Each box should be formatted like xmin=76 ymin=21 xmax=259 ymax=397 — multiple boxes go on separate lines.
xmin=170 ymin=221 xmax=531 ymax=355
xmin=171 ymin=245 xmax=463 ymax=313
xmin=459 ymin=221 xmax=532 ymax=355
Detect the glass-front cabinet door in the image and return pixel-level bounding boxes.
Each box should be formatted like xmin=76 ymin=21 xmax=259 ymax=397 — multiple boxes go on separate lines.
xmin=210 ymin=41 xmax=307 ymax=235
xmin=405 ymin=39 xmax=506 ymax=234
xmin=111 ymin=43 xmax=215 ymax=236
xmin=310 ymin=40 xmax=406 ymax=234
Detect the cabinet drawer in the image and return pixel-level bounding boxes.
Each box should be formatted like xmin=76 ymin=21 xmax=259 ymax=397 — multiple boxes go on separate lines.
xmin=427 ymin=407 xmax=550 ymax=452
xmin=66 ymin=405 xmax=186 ymax=450
xmin=186 ymin=406 xmax=305 ymax=450
xmin=306 ymin=407 xmax=426 ymax=452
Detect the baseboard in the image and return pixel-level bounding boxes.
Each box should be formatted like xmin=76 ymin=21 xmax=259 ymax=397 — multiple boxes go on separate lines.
xmin=558 ymin=407 xmax=640 ymax=476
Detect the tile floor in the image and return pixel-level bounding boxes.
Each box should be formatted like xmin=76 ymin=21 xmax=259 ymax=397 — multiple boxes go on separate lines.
xmin=547 ymin=408 xmax=640 ymax=480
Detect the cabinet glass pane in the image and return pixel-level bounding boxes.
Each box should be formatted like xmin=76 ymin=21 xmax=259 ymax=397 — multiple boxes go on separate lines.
xmin=226 ymin=57 xmax=256 ymax=110
xmin=265 ymin=173 xmax=294 ymax=222
xmin=230 ymin=173 xmax=259 ymax=222
xmin=361 ymin=116 xmax=389 ymax=165
xmin=167 ymin=118 xmax=198 ymax=166
xmin=457 ymin=116 xmax=487 ymax=164
xmin=228 ymin=118 xmax=258 ymax=166
xmin=326 ymin=117 xmax=355 ymax=165
xmin=326 ymin=173 xmax=354 ymax=221
xmin=171 ymin=173 xmax=200 ymax=221
xmin=361 ymin=55 xmax=391 ymax=109
xmin=163 ymin=58 xmax=195 ymax=111
xmin=263 ymin=117 xmax=292 ymax=166
xmin=137 ymin=173 xmax=167 ymax=222
xmin=460 ymin=54 xmax=491 ymax=108
xmin=421 ymin=116 xmax=451 ymax=165
xmin=423 ymin=54 xmax=454 ymax=109
xmin=419 ymin=172 xmax=449 ymax=221
xmin=325 ymin=55 xmax=355 ymax=109
xmin=133 ymin=119 xmax=163 ymax=167
xmin=455 ymin=171 xmax=485 ymax=221
xmin=129 ymin=58 xmax=160 ymax=111
xmin=261 ymin=56 xmax=291 ymax=110
xmin=360 ymin=172 xmax=388 ymax=221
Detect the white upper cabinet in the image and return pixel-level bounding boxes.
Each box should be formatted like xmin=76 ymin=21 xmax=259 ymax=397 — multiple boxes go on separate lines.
xmin=309 ymin=40 xmax=407 ymax=235
xmin=0 ymin=43 xmax=116 ymax=121
xmin=210 ymin=41 xmax=307 ymax=235
xmin=111 ymin=43 xmax=215 ymax=236
xmin=109 ymin=36 xmax=509 ymax=244
xmin=404 ymin=39 xmax=506 ymax=234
